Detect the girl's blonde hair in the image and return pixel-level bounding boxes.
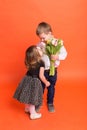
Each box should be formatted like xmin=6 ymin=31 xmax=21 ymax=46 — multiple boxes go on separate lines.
xmin=25 ymin=45 xmax=41 ymax=69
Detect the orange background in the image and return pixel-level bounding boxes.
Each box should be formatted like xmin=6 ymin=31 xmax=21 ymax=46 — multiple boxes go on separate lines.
xmin=0 ymin=0 xmax=87 ymax=130
xmin=0 ymin=0 xmax=87 ymax=84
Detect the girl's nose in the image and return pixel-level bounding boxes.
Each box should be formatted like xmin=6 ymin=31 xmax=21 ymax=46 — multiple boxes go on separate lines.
xmin=41 ymin=38 xmax=44 ymax=42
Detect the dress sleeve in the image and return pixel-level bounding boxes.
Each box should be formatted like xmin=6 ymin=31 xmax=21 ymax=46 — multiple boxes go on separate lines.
xmin=40 ymin=60 xmax=45 ymax=68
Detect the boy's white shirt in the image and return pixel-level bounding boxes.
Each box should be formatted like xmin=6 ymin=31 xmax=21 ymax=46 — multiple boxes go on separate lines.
xmin=37 ymin=42 xmax=67 ymax=70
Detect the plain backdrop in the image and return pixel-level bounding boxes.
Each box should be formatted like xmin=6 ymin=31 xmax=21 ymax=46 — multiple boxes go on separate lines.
xmin=0 ymin=1 xmax=87 ymax=130
xmin=0 ymin=0 xmax=87 ymax=84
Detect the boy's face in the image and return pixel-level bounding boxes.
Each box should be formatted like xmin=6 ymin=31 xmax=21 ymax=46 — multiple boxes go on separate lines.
xmin=39 ymin=32 xmax=52 ymax=42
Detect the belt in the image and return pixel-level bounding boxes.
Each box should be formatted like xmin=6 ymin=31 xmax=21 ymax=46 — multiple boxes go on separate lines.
xmin=45 ymin=68 xmax=57 ymax=72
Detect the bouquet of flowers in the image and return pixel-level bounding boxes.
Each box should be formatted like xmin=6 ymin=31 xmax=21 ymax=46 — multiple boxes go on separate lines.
xmin=45 ymin=38 xmax=63 ymax=76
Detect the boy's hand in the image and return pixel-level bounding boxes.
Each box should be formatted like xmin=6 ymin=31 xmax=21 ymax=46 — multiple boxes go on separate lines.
xmin=51 ymin=54 xmax=59 ymax=61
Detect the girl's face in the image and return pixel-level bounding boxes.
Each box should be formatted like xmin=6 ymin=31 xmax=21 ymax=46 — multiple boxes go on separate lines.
xmin=39 ymin=32 xmax=52 ymax=42
xmin=37 ymin=47 xmax=43 ymax=56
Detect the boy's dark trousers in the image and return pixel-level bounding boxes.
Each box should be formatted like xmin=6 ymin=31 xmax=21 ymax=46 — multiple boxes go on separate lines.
xmin=41 ymin=69 xmax=57 ymax=105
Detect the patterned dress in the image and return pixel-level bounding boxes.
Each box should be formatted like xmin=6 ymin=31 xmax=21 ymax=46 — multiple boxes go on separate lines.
xmin=13 ymin=60 xmax=44 ymax=106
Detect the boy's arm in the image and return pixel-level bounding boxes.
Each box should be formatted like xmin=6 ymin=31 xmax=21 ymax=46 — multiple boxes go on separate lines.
xmin=58 ymin=45 xmax=67 ymax=60
xmin=50 ymin=39 xmax=67 ymax=61
xmin=50 ymin=45 xmax=67 ymax=67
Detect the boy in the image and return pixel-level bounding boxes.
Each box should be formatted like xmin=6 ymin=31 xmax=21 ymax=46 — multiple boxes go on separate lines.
xmin=36 ymin=22 xmax=67 ymax=112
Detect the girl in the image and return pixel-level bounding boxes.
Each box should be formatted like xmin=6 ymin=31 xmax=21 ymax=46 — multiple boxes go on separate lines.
xmin=13 ymin=45 xmax=50 ymax=119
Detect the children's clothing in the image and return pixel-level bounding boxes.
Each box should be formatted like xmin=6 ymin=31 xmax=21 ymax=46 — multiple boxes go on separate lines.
xmin=13 ymin=60 xmax=44 ymax=107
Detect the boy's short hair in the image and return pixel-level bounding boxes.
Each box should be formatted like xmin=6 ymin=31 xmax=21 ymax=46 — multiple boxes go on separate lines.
xmin=36 ymin=22 xmax=52 ymax=35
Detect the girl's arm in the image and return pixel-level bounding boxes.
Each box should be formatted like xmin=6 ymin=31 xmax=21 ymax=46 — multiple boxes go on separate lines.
xmin=39 ymin=67 xmax=50 ymax=87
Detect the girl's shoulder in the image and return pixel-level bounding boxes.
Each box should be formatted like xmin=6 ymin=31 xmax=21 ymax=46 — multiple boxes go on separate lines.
xmin=39 ymin=60 xmax=45 ymax=67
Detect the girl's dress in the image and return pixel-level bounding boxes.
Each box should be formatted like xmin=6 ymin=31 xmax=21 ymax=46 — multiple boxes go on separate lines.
xmin=13 ymin=60 xmax=44 ymax=106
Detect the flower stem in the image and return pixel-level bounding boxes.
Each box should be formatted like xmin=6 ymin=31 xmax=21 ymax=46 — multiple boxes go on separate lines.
xmin=49 ymin=60 xmax=55 ymax=76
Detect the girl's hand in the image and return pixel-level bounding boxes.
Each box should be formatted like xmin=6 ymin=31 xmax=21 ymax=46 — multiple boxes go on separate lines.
xmin=45 ymin=81 xmax=50 ymax=87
